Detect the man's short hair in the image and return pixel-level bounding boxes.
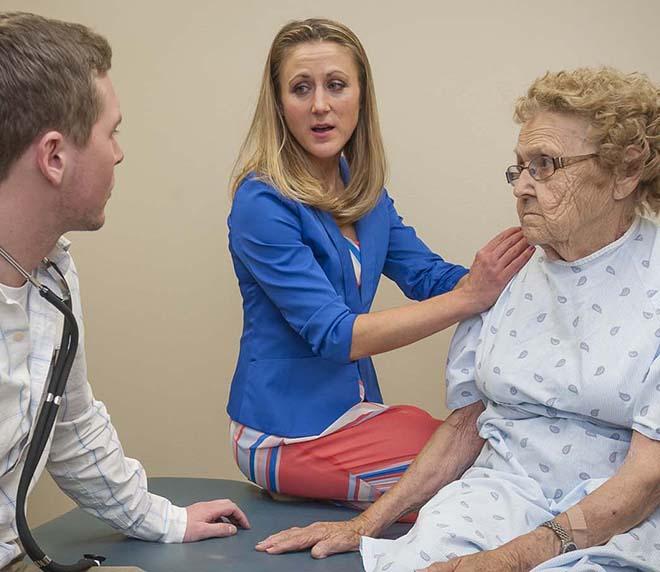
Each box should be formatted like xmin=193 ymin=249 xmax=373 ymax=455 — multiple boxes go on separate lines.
xmin=0 ymin=12 xmax=112 ymax=182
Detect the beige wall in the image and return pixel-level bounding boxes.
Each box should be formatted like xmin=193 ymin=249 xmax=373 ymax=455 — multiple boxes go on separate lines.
xmin=1 ymin=0 xmax=657 ymax=526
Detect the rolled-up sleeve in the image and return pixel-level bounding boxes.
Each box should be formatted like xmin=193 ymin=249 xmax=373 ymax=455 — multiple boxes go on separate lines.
xmin=47 ymin=264 xmax=187 ymax=543
xmin=48 ymin=399 xmax=187 ymax=543
xmin=230 ymin=179 xmax=357 ymax=363
xmin=382 ymin=192 xmax=468 ymax=300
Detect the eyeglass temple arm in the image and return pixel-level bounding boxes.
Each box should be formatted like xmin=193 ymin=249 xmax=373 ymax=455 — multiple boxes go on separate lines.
xmin=554 ymin=154 xmax=598 ymax=170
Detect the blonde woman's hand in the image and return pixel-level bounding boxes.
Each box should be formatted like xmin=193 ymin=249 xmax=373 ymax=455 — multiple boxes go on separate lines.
xmin=457 ymin=227 xmax=533 ymax=313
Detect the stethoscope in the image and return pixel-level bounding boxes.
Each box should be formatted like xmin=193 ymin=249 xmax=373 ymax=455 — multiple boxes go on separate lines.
xmin=0 ymin=245 xmax=105 ymax=571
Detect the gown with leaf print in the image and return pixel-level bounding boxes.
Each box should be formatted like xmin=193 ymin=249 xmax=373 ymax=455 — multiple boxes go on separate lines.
xmin=361 ymin=217 xmax=660 ymax=572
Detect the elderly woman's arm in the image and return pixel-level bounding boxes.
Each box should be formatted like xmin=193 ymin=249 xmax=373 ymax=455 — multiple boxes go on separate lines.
xmin=255 ymin=401 xmax=486 ymax=557
xmin=423 ymin=430 xmax=660 ymax=572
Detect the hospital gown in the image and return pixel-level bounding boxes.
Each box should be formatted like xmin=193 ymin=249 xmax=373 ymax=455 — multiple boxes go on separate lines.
xmin=361 ymin=216 xmax=660 ymax=572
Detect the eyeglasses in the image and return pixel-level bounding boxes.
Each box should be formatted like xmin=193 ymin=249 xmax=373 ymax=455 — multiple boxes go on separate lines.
xmin=505 ymin=153 xmax=598 ymax=185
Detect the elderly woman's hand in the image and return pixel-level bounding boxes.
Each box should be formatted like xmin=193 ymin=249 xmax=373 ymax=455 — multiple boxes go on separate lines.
xmin=417 ymin=547 xmax=523 ymax=572
xmin=255 ymin=517 xmax=368 ymax=557
xmin=458 ymin=227 xmax=533 ymax=312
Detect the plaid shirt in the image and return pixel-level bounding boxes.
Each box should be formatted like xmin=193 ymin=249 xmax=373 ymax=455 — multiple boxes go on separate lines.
xmin=0 ymin=238 xmax=186 ymax=568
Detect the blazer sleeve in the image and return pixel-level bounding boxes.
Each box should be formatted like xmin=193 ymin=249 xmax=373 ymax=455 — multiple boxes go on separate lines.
xmin=229 ymin=179 xmax=357 ymax=364
xmin=382 ymin=192 xmax=468 ymax=300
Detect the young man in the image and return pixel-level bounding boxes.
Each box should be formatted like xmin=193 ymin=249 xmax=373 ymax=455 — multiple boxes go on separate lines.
xmin=0 ymin=12 xmax=249 ymax=570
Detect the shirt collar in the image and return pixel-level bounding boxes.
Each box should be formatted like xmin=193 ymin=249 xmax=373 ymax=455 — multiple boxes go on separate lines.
xmin=40 ymin=235 xmax=72 ymax=275
xmin=0 ymin=237 xmax=72 ymax=304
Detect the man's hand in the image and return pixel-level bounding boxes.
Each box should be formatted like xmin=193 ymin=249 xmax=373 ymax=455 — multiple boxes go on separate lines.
xmin=418 ymin=547 xmax=522 ymax=572
xmin=256 ymin=518 xmax=369 ymax=558
xmin=183 ymin=499 xmax=250 ymax=542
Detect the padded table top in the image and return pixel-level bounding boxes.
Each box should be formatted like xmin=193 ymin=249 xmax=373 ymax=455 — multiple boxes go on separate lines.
xmin=33 ymin=477 xmax=411 ymax=571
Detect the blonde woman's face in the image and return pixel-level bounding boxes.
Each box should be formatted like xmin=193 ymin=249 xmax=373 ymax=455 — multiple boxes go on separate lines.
xmin=279 ymin=41 xmax=360 ymax=169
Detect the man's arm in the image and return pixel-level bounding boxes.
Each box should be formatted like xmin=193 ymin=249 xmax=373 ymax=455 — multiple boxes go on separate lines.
xmin=256 ymin=401 xmax=485 ymax=558
xmin=47 ymin=266 xmax=249 ymax=542
xmin=47 ymin=395 xmax=250 ymax=542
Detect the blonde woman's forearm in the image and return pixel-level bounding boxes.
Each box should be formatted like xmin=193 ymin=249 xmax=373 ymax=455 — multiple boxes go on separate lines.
xmin=349 ymin=228 xmax=533 ymax=361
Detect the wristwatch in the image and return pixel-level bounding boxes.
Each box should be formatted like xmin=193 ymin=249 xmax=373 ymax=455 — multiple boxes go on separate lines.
xmin=540 ymin=519 xmax=578 ymax=554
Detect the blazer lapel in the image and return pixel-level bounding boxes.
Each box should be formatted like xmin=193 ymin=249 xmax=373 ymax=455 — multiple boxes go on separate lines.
xmin=355 ymin=207 xmax=378 ymax=307
xmin=315 ymin=209 xmax=362 ymax=311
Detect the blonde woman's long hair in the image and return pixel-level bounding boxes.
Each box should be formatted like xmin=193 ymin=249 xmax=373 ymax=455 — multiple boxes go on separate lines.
xmin=231 ymin=18 xmax=387 ymax=225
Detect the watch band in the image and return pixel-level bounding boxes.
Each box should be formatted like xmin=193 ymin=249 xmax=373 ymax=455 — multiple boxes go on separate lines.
xmin=540 ymin=519 xmax=578 ymax=554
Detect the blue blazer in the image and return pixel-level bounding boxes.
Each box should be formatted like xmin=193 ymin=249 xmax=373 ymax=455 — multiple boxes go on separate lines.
xmin=226 ymin=175 xmax=468 ymax=438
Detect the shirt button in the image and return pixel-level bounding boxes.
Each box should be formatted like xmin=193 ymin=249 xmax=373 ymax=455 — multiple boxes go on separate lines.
xmin=13 ymin=332 xmax=25 ymax=342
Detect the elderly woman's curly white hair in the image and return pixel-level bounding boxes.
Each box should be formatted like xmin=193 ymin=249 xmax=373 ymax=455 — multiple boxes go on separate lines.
xmin=515 ymin=67 xmax=660 ymax=215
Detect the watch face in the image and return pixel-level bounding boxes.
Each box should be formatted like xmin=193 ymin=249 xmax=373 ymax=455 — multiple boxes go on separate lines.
xmin=563 ymin=542 xmax=578 ymax=553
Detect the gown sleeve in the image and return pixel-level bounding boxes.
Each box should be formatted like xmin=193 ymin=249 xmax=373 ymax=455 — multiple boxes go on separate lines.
xmin=632 ymin=344 xmax=660 ymax=441
xmin=445 ymin=314 xmax=487 ymax=410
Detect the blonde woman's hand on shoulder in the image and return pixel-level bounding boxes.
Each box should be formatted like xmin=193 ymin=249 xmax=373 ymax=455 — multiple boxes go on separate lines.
xmin=457 ymin=227 xmax=533 ymax=313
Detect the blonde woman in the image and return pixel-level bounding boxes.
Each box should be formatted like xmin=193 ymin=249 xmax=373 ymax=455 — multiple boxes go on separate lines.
xmin=227 ymin=18 xmax=532 ymax=507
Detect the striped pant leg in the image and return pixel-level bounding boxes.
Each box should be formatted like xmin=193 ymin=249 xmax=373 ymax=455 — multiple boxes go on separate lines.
xmin=276 ymin=405 xmax=441 ymax=502
xmin=230 ymin=424 xmax=284 ymax=493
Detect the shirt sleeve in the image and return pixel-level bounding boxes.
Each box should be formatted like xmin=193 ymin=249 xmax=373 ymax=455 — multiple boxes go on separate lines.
xmin=46 ymin=261 xmax=187 ymax=544
xmin=445 ymin=314 xmax=487 ymax=410
xmin=382 ymin=191 xmax=469 ymax=300
xmin=632 ymin=345 xmax=660 ymax=441
xmin=229 ymin=178 xmax=358 ymax=363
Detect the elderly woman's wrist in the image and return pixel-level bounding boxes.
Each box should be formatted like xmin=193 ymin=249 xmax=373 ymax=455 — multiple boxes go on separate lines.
xmin=502 ymin=527 xmax=560 ymax=571
xmin=351 ymin=509 xmax=385 ymax=538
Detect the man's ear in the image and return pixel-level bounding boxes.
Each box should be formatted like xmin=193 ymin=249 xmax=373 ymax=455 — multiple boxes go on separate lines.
xmin=613 ymin=145 xmax=644 ymax=201
xmin=35 ymin=131 xmax=68 ymax=186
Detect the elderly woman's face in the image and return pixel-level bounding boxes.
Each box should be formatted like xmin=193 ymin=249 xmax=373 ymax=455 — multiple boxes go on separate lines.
xmin=513 ymin=112 xmax=608 ymax=253
xmin=279 ymin=41 xmax=360 ymax=169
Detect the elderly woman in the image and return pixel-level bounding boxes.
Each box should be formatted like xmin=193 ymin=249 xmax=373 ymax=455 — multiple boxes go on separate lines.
xmin=256 ymin=67 xmax=660 ymax=572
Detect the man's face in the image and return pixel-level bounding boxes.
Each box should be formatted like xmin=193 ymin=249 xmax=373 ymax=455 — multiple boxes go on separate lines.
xmin=63 ymin=74 xmax=123 ymax=231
